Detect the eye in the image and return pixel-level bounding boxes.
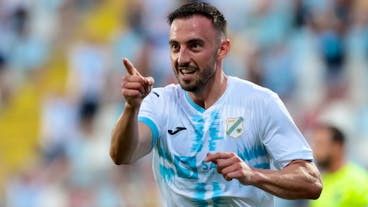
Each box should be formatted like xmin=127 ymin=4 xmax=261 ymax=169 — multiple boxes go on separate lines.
xmin=188 ymin=39 xmax=204 ymax=51
xmin=170 ymin=43 xmax=179 ymax=52
xmin=190 ymin=42 xmax=201 ymax=50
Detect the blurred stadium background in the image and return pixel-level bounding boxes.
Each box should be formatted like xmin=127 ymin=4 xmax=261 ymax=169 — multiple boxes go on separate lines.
xmin=0 ymin=0 xmax=367 ymax=206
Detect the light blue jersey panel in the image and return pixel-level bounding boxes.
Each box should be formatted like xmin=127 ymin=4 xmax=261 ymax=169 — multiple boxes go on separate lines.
xmin=138 ymin=76 xmax=313 ymax=207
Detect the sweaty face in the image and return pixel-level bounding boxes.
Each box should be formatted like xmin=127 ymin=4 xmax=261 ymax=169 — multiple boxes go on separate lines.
xmin=169 ymin=15 xmax=221 ymax=92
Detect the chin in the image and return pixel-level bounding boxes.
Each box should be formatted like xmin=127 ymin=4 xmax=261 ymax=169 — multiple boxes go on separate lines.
xmin=179 ymin=82 xmax=198 ymax=92
xmin=180 ymin=85 xmax=197 ymax=92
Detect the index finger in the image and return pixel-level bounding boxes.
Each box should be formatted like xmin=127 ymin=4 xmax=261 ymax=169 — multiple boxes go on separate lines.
xmin=122 ymin=57 xmax=141 ymax=76
xmin=204 ymin=152 xmax=232 ymax=163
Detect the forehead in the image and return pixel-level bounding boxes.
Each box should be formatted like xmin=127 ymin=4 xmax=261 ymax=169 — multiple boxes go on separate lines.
xmin=312 ymin=127 xmax=332 ymax=143
xmin=169 ymin=15 xmax=217 ymax=41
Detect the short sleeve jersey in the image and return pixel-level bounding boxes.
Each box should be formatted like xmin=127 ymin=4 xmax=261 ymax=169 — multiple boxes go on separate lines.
xmin=138 ymin=76 xmax=313 ymax=207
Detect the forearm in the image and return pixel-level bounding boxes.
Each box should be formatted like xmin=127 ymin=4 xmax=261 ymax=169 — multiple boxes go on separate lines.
xmin=110 ymin=105 xmax=141 ymax=164
xmin=250 ymin=160 xmax=322 ymax=199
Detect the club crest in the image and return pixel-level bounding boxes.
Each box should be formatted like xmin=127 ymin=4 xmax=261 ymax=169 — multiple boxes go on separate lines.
xmin=226 ymin=117 xmax=245 ymax=138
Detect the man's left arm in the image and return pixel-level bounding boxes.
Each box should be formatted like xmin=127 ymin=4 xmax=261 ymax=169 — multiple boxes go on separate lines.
xmin=205 ymin=153 xmax=322 ymax=200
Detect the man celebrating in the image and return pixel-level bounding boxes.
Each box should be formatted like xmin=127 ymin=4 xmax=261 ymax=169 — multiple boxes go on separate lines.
xmin=110 ymin=2 xmax=322 ymax=206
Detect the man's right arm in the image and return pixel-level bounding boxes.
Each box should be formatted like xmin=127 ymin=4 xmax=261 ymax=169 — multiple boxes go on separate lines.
xmin=109 ymin=57 xmax=154 ymax=165
xmin=110 ymin=105 xmax=153 ymax=164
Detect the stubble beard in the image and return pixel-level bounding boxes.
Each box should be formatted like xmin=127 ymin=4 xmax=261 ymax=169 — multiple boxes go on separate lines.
xmin=179 ymin=65 xmax=215 ymax=93
xmin=176 ymin=53 xmax=218 ymax=93
xmin=317 ymin=155 xmax=332 ymax=171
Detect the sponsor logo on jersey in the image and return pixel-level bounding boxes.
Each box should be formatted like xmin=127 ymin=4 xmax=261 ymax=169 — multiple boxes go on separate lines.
xmin=226 ymin=117 xmax=244 ymax=138
xmin=168 ymin=127 xmax=187 ymax=135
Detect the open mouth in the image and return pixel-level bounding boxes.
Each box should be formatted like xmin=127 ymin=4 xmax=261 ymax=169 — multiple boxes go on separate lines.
xmin=179 ymin=67 xmax=196 ymax=75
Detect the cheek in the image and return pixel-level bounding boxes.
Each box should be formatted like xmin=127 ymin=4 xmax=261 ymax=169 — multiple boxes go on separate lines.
xmin=170 ymin=53 xmax=177 ymax=64
xmin=313 ymin=149 xmax=324 ymax=160
xmin=170 ymin=56 xmax=178 ymax=70
xmin=196 ymin=53 xmax=217 ymax=69
xmin=330 ymin=144 xmax=341 ymax=156
xmin=312 ymin=144 xmax=327 ymax=158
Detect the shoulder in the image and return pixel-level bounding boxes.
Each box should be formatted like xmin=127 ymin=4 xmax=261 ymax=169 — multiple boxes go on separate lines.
xmin=339 ymin=163 xmax=368 ymax=201
xmin=143 ymin=83 xmax=182 ymax=106
xmin=150 ymin=83 xmax=181 ymax=97
xmin=228 ymin=76 xmax=279 ymax=103
xmin=344 ymin=163 xmax=368 ymax=180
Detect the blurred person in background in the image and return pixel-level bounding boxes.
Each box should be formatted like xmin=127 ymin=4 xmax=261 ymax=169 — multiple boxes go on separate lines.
xmin=110 ymin=2 xmax=321 ymax=206
xmin=66 ymin=32 xmax=110 ymax=134
xmin=0 ymin=54 xmax=11 ymax=107
xmin=309 ymin=123 xmax=368 ymax=207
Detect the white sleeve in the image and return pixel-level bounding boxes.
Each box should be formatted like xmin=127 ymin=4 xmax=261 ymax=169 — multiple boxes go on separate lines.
xmin=138 ymin=88 xmax=164 ymax=148
xmin=259 ymin=93 xmax=313 ymax=170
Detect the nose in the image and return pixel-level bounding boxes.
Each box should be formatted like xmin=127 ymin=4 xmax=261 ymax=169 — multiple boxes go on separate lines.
xmin=177 ymin=47 xmax=190 ymax=65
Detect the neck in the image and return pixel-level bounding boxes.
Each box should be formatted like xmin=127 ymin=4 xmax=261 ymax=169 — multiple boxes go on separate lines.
xmin=189 ymin=70 xmax=227 ymax=109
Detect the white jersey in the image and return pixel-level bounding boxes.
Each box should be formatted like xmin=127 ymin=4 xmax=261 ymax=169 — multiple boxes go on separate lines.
xmin=138 ymin=76 xmax=313 ymax=207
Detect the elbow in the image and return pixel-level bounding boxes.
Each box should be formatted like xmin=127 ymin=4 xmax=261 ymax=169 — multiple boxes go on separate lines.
xmin=309 ymin=169 xmax=323 ymax=199
xmin=109 ymin=150 xmax=123 ymax=165
xmin=301 ymin=177 xmax=322 ymax=200
xmin=109 ymin=149 xmax=136 ymax=165
xmin=301 ymin=161 xmax=323 ymax=199
xmin=309 ymin=181 xmax=323 ymax=200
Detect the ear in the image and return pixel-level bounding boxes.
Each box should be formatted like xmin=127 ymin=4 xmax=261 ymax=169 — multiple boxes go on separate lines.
xmin=217 ymin=39 xmax=231 ymax=60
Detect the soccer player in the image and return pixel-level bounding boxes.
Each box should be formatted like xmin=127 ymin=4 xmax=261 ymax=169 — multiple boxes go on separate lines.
xmin=309 ymin=124 xmax=368 ymax=207
xmin=110 ymin=2 xmax=322 ymax=206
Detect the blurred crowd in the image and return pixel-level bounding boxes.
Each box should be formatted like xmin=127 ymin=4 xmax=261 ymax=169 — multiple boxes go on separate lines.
xmin=0 ymin=0 xmax=368 ymax=206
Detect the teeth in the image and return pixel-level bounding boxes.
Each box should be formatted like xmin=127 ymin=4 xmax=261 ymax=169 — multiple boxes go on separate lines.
xmin=180 ymin=68 xmax=196 ymax=74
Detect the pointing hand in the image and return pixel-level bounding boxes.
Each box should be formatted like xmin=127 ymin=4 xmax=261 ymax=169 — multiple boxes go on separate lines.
xmin=121 ymin=57 xmax=154 ymax=108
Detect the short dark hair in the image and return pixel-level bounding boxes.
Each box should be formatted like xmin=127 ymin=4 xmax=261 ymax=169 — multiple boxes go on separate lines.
xmin=317 ymin=124 xmax=345 ymax=144
xmin=167 ymin=2 xmax=227 ymax=38
xmin=327 ymin=125 xmax=345 ymax=144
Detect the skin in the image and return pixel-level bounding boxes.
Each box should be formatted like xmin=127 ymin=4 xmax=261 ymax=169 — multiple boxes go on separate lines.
xmin=309 ymin=126 xmax=345 ymax=173
xmin=109 ymin=58 xmax=154 ymax=164
xmin=169 ymin=15 xmax=230 ymax=109
xmin=110 ymin=15 xmax=322 ymax=200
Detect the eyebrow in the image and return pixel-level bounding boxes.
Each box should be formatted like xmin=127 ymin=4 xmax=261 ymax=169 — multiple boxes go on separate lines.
xmin=188 ymin=38 xmax=204 ymax=45
xmin=169 ymin=38 xmax=204 ymax=45
xmin=169 ymin=40 xmax=178 ymax=45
